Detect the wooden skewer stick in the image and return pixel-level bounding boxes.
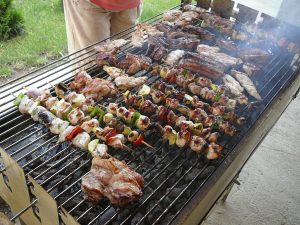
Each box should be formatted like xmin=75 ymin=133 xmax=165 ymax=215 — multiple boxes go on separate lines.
xmin=122 ymin=144 xmax=134 ymax=152
xmin=142 ymin=141 xmax=155 ymax=150
xmin=47 ymin=81 xmax=55 ymax=89
xmin=10 ymin=92 xmax=17 ymax=98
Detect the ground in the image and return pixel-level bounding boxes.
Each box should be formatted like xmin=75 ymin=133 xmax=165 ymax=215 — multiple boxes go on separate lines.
xmin=205 ymin=94 xmax=300 ymax=225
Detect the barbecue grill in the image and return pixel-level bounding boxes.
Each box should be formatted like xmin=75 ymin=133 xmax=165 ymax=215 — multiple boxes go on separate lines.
xmin=1 ymin=1 xmax=300 ymax=225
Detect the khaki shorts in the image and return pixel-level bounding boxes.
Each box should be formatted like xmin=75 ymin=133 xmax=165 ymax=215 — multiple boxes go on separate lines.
xmin=63 ymin=0 xmax=141 ymax=71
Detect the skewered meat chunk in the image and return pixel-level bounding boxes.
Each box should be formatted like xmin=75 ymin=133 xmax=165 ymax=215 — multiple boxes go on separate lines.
xmin=206 ymin=143 xmax=223 ymax=160
xmin=81 ymin=156 xmax=144 ymax=206
xmin=58 ymin=126 xmax=75 ymax=143
xmin=238 ymin=48 xmax=270 ymax=65
xmin=131 ymin=26 xmax=145 ymax=48
xmin=182 ymin=25 xmax=215 ymax=42
xmin=223 ymin=74 xmax=244 ymax=97
xmin=190 ymin=136 xmax=207 ymax=153
xmin=107 ymin=134 xmax=125 ymax=149
xmin=49 ymin=118 xmax=69 ymax=135
xmin=231 ymin=70 xmax=262 ymax=100
xmin=81 ymin=119 xmax=99 ymax=133
xmin=72 ymin=132 xmax=91 ymax=150
xmin=103 ymin=65 xmax=127 ymax=78
xmin=68 ymin=108 xmax=85 ymax=125
xmin=91 ymin=144 xmax=108 ymax=158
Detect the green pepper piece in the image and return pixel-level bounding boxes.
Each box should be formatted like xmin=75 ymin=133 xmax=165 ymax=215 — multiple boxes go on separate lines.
xmin=14 ymin=93 xmax=25 ymax=106
xmin=98 ymin=110 xmax=106 ymax=124
xmin=88 ymin=139 xmax=99 ymax=154
xmin=131 ymin=112 xmax=141 ymax=126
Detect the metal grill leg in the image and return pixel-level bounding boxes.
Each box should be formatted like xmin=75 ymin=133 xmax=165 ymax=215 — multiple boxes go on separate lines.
xmin=221 ymin=172 xmax=241 ymax=203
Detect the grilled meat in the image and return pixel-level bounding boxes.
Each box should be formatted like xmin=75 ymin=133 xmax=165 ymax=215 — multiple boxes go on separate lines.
xmin=165 ymin=50 xmax=185 ymax=66
xmin=114 ymin=76 xmax=148 ymax=90
xmin=216 ymin=39 xmax=237 ymax=52
xmin=231 ymin=70 xmax=262 ymax=100
xmin=242 ymin=63 xmax=260 ymax=76
xmin=163 ymin=9 xmax=182 ymax=22
xmin=182 ymin=25 xmax=215 ymax=42
xmin=131 ymin=25 xmax=145 ymax=48
xmin=119 ymin=53 xmax=152 ymax=74
xmin=183 ymin=4 xmax=206 ymax=13
xmin=168 ymin=38 xmax=200 ymax=50
xmin=70 ymin=71 xmax=93 ymax=92
xmin=197 ymin=44 xmax=220 ymax=54
xmin=81 ymin=78 xmax=117 ymax=100
xmin=103 ymin=65 xmax=127 ymax=78
xmin=223 ymin=74 xmax=244 ymax=97
xmin=95 ymin=49 xmax=118 ymax=67
xmin=238 ymin=48 xmax=270 ymax=65
xmin=180 ymin=58 xmax=224 ymax=79
xmin=81 ymin=156 xmax=144 ymax=206
xmin=94 ymin=39 xmax=129 ymax=52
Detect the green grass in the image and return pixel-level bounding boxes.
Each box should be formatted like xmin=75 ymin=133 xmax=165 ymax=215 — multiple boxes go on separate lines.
xmin=0 ymin=0 xmax=181 ymax=77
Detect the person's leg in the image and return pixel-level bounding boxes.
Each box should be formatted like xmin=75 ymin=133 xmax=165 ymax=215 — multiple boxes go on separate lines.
xmin=63 ymin=0 xmax=112 ymax=53
xmin=110 ymin=4 xmax=142 ymax=38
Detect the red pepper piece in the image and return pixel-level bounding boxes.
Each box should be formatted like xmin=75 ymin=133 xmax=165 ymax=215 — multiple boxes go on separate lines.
xmin=105 ymin=128 xmax=117 ymax=140
xmin=133 ymin=134 xmax=144 ymax=146
xmin=66 ymin=126 xmax=83 ymax=141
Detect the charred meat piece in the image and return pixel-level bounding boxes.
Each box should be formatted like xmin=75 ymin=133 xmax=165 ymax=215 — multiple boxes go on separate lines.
xmin=168 ymin=38 xmax=200 ymax=50
xmin=231 ymin=70 xmax=262 ymax=100
xmin=180 ymin=59 xmax=224 ymax=79
xmin=82 ymin=156 xmax=144 ymax=206
xmin=238 ymin=48 xmax=270 ymax=65
xmin=182 ymin=25 xmax=215 ymax=42
xmin=155 ymin=22 xmax=177 ymax=33
xmin=201 ymin=14 xmax=234 ymax=36
xmin=119 ymin=53 xmax=152 ymax=74
xmin=183 ymin=4 xmax=207 ymax=13
xmin=131 ymin=25 xmax=145 ymax=48
xmin=167 ymin=31 xmax=198 ymax=40
xmin=216 ymin=39 xmax=237 ymax=52
xmin=146 ymin=35 xmax=168 ymax=62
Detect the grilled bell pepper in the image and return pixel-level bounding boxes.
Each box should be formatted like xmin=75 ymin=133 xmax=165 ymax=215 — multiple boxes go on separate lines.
xmin=88 ymin=139 xmax=99 ymax=154
xmin=66 ymin=126 xmax=83 ymax=141
xmin=14 ymin=93 xmax=25 ymax=106
xmin=106 ymin=128 xmax=117 ymax=140
xmin=130 ymin=112 xmax=141 ymax=126
xmin=133 ymin=133 xmax=144 ymax=146
xmin=138 ymin=85 xmax=151 ymax=96
xmin=167 ymin=130 xmax=177 ymax=145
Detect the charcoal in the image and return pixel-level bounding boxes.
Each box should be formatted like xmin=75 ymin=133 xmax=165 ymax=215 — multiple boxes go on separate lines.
xmin=168 ymin=187 xmax=182 ymax=198
xmin=131 ymin=212 xmax=144 ymax=224
xmin=185 ymin=168 xmax=201 ymax=181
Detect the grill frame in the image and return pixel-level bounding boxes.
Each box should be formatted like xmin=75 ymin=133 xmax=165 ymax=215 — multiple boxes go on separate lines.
xmin=1 ymin=2 xmax=300 ymax=225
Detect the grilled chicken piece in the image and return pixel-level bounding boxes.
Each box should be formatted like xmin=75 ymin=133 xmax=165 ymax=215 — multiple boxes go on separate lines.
xmin=165 ymin=50 xmax=185 ymax=66
xmin=81 ymin=78 xmax=117 ymax=101
xmin=91 ymin=144 xmax=108 ymax=158
xmin=140 ymin=23 xmax=164 ymax=37
xmin=70 ymin=71 xmax=93 ymax=92
xmin=94 ymin=39 xmax=129 ymax=52
xmin=163 ymin=9 xmax=182 ymax=22
xmin=231 ymin=70 xmax=262 ymax=100
xmin=119 ymin=53 xmax=152 ymax=74
xmin=58 ymin=126 xmax=75 ymax=143
xmin=206 ymin=143 xmax=223 ymax=160
xmin=103 ymin=65 xmax=127 ymax=78
xmin=81 ymin=156 xmax=144 ymax=206
xmin=81 ymin=119 xmax=99 ymax=133
xmin=95 ymin=48 xmax=118 ymax=67
xmin=223 ymin=74 xmax=244 ymax=97
xmin=72 ymin=132 xmax=91 ymax=150
xmin=190 ymin=136 xmax=207 ymax=153
xmin=114 ymin=76 xmax=147 ymax=90
xmin=106 ymin=134 xmax=125 ymax=149
xmin=67 ymin=108 xmax=84 ymax=125
xmin=49 ymin=118 xmax=69 ymax=135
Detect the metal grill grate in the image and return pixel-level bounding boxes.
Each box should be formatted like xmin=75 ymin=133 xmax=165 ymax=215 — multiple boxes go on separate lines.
xmin=1 ymin=3 xmax=300 ymax=225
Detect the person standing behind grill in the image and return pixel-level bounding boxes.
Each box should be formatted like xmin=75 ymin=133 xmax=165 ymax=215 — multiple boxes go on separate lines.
xmin=63 ymin=0 xmax=142 ymax=69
